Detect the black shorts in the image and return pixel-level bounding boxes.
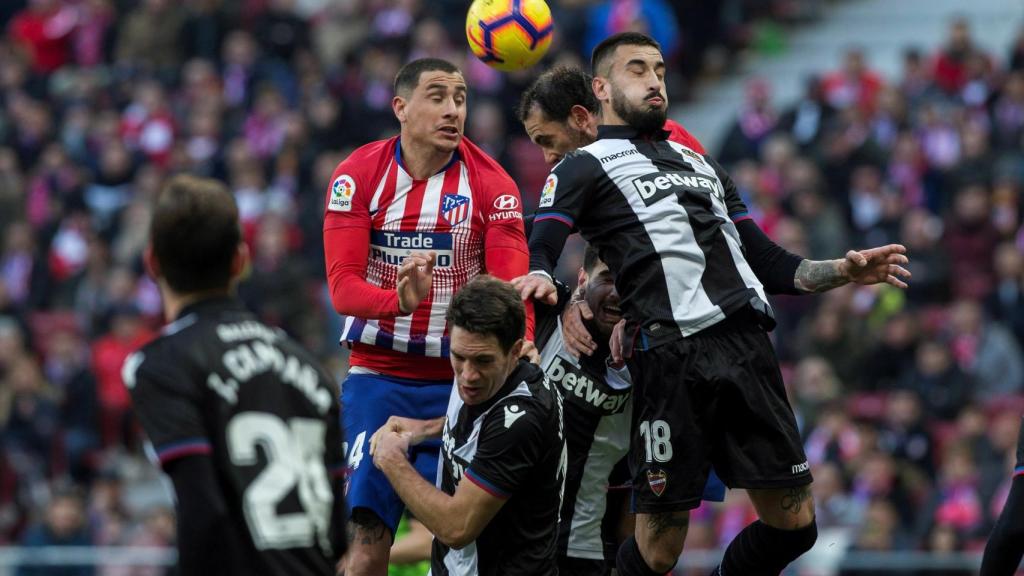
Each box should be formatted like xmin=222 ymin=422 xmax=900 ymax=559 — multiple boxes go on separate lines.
xmin=627 ymin=310 xmax=812 ymax=513
xmin=557 ymin=555 xmax=610 ymax=576
xmin=1015 ymin=416 xmax=1024 ymax=472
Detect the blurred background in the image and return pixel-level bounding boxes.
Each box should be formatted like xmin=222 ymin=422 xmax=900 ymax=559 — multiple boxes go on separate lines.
xmin=0 ymin=0 xmax=1023 ymax=573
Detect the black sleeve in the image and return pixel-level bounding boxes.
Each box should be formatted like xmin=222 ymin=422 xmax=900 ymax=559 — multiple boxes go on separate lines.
xmin=124 ymin=348 xmax=212 ymax=467
xmin=706 ymin=155 xmax=805 ymax=295
xmin=464 ymin=400 xmax=549 ymax=498
xmin=528 ymin=155 xmax=593 ymax=276
xmin=734 ymin=220 xmax=804 ymax=295
xmin=533 ymin=280 xmax=571 ymax=349
xmin=166 ymin=455 xmax=247 ymax=575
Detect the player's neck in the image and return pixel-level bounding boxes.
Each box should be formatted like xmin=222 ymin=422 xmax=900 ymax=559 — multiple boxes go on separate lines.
xmin=600 ymin=105 xmax=628 ymax=126
xmin=399 ymin=139 xmax=454 ymax=180
xmin=161 ymin=287 xmax=232 ymax=322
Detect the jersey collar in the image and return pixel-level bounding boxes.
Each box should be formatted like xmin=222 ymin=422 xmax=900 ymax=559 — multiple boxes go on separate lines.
xmin=394 ymin=137 xmax=461 ymax=177
xmin=175 ymin=295 xmax=246 ymax=322
xmin=597 ymin=124 xmax=670 ymax=141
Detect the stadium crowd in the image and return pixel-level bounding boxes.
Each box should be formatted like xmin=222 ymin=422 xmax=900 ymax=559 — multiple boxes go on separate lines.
xmin=0 ymin=0 xmax=1022 ymax=573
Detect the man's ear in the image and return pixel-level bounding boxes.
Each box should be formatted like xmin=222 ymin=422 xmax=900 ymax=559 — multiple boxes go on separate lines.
xmin=143 ymin=246 xmax=160 ymax=280
xmin=509 ymin=338 xmax=524 ymax=360
xmin=576 ymin=267 xmax=588 ymax=297
xmin=593 ymin=75 xmax=610 ymax=103
xmin=569 ymin=104 xmax=591 ymax=131
xmin=392 ymin=95 xmax=408 ymax=123
xmin=231 ymin=241 xmax=250 ymax=282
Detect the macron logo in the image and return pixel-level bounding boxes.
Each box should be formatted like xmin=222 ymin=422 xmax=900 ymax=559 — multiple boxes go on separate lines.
xmin=504 ymin=404 xmax=526 ymax=428
xmin=791 ymin=461 xmax=810 ymax=474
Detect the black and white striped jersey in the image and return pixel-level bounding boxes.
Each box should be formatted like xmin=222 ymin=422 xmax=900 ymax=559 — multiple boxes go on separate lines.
xmin=432 ymin=360 xmax=565 ymax=576
xmin=529 ymin=125 xmax=771 ymax=347
xmin=535 ymin=310 xmax=631 ymax=563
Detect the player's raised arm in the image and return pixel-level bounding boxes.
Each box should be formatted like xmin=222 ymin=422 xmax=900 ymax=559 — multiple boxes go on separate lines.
xmin=706 ymin=155 xmax=911 ymax=295
xmin=323 ymin=156 xmax=410 ymax=319
xmin=519 ymin=155 xmax=593 ymax=304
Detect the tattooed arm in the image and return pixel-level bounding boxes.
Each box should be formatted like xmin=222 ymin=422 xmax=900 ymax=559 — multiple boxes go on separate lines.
xmin=794 ymin=245 xmax=912 ymax=294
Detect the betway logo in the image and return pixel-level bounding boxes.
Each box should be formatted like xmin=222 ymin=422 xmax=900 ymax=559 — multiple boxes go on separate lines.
xmin=545 ymin=356 xmax=629 ymax=415
xmin=632 ymin=171 xmax=722 ymax=205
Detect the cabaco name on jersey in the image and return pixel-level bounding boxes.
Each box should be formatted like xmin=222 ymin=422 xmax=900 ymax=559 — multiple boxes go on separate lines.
xmin=545 ymin=356 xmax=629 ymax=415
xmin=206 ymin=332 xmax=333 ymax=414
xmin=369 ymin=231 xmax=454 ymax=267
xmin=633 ymin=171 xmax=723 ymax=205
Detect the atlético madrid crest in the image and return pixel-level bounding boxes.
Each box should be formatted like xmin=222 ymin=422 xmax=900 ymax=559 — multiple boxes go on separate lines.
xmin=441 ymin=194 xmax=470 ymax=226
xmin=647 ymin=468 xmax=667 ymax=497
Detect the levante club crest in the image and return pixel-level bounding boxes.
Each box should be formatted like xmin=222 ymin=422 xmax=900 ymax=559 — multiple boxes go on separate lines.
xmin=647 ymin=468 xmax=667 ymax=497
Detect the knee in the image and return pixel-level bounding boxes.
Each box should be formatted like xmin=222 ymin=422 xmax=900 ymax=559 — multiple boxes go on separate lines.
xmin=784 ymin=517 xmax=818 ymax=557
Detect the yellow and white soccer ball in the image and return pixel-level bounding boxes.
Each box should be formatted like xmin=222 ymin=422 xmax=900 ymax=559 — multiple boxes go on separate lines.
xmin=466 ymin=0 xmax=554 ymax=72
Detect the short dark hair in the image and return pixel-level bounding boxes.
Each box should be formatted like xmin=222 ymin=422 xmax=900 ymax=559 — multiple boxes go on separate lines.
xmin=517 ymin=65 xmax=599 ymax=124
xmin=394 ymin=58 xmax=461 ymax=97
xmin=583 ymin=244 xmax=602 ymax=273
xmin=446 ymin=276 xmax=525 ymax=353
xmin=150 ymin=174 xmax=240 ymax=293
xmin=591 ymin=32 xmax=662 ymax=76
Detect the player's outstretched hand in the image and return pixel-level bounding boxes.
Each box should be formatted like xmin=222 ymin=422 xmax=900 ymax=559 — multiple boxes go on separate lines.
xmin=511 ymin=273 xmax=557 ymax=305
xmin=520 ymin=340 xmax=540 ymax=364
xmin=609 ymin=319 xmax=631 ymax=368
xmin=562 ymin=299 xmax=597 ymax=357
xmin=397 ymin=251 xmax=436 ymax=314
xmin=372 ymin=430 xmax=411 ymax=472
xmin=840 ymin=244 xmax=912 ymax=289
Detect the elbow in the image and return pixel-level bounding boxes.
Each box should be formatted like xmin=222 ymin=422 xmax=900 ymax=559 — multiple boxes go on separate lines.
xmin=437 ymin=525 xmax=477 ymax=550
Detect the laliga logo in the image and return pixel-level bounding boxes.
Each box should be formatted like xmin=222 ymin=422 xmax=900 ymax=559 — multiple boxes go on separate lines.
xmin=332 ymin=176 xmax=355 ymax=199
xmin=539 ymin=174 xmax=558 ymax=208
xmin=493 ymin=194 xmax=520 ymax=211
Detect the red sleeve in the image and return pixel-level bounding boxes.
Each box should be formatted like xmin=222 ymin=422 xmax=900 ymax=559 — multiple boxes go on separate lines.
xmin=467 ymin=141 xmax=535 ymax=340
xmin=664 ymin=119 xmax=706 ymax=154
xmin=323 ymin=150 xmax=403 ymax=319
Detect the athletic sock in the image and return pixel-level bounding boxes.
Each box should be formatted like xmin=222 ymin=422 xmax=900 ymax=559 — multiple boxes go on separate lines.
xmin=713 ymin=519 xmax=817 ymax=576
xmin=616 ymin=535 xmax=672 ymax=576
xmin=980 ymin=476 xmax=1024 ymax=576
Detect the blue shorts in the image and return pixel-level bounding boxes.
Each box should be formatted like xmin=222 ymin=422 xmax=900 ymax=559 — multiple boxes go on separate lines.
xmin=341 ymin=372 xmax=451 ymax=534
xmin=704 ymin=468 xmax=727 ymax=502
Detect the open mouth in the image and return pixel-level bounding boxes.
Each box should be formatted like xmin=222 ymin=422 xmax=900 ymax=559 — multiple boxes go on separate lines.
xmin=438 ymin=126 xmax=459 ymax=136
xmin=602 ymin=304 xmax=622 ymax=320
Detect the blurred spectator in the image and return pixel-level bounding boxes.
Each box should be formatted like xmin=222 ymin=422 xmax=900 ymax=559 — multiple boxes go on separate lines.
xmin=779 ymin=75 xmax=837 ymax=152
xmin=115 ymin=0 xmax=187 ymax=76
xmin=899 ymin=339 xmax=971 ymax=422
xmin=878 ymin=390 xmax=935 ymax=477
xmin=718 ymin=78 xmax=778 ymax=165
xmin=944 ymin=184 xmax=998 ymax=300
xmin=17 ymin=489 xmax=93 ymax=576
xmin=948 ymin=299 xmax=1024 ymax=398
xmin=917 ymin=442 xmax=985 ymax=541
xmin=984 ymin=242 xmax=1024 ymax=346
xmin=45 ymin=327 xmax=100 ymax=484
xmin=1 ymin=355 xmax=60 ymax=488
xmin=89 ymin=305 xmax=154 ymax=450
xmin=8 ymin=0 xmax=76 ymax=76
xmin=822 ymin=48 xmax=885 ymax=117
xmin=931 ymin=17 xmax=991 ymax=96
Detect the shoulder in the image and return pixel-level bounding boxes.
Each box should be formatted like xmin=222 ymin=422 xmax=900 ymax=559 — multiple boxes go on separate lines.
xmin=663 ymin=119 xmax=706 ymax=154
xmin=459 ymin=137 xmax=515 ymax=184
xmin=332 ymin=137 xmax=397 ymax=181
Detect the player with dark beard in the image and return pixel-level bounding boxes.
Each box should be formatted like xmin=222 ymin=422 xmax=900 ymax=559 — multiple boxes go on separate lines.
xmin=516 ymin=32 xmax=911 ymax=576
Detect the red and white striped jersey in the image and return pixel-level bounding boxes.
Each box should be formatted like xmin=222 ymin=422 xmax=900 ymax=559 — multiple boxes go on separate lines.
xmin=323 ymin=136 xmax=529 ymax=380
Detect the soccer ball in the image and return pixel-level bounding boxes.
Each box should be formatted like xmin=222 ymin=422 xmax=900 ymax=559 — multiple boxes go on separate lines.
xmin=466 ymin=0 xmax=553 ymax=72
